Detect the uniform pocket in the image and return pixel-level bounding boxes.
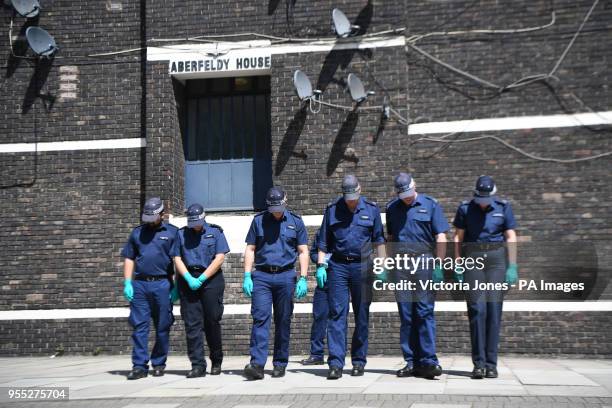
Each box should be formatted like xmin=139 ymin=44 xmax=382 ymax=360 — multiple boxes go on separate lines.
xmin=282 ymin=228 xmax=297 ymax=245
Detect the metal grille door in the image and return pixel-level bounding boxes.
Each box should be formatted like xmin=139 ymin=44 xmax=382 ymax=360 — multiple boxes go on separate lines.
xmin=183 ymin=77 xmax=272 ymax=211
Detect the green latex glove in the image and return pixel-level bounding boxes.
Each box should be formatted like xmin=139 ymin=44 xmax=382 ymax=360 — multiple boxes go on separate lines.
xmin=123 ymin=279 xmax=134 ymax=302
xmin=243 ymin=272 xmax=253 ymax=297
xmin=183 ymin=272 xmax=202 ymax=291
xmin=505 ymin=263 xmax=518 ymax=285
xmin=453 ymin=267 xmax=464 ymax=283
xmin=432 ymin=266 xmax=444 ymax=283
xmin=295 ymin=276 xmax=308 ymax=299
xmin=197 ymin=273 xmax=208 ymax=283
xmin=316 ymin=266 xmax=327 ymax=289
xmin=376 ymin=268 xmax=389 ymax=282
xmin=170 ymin=285 xmax=180 ymax=303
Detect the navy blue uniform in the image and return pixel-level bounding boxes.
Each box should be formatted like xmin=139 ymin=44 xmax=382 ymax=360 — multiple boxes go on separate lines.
xmin=453 ymin=198 xmax=517 ymax=370
xmin=175 ymin=222 xmax=230 ymax=370
xmin=307 ymin=232 xmax=330 ymax=361
xmin=317 ymin=197 xmax=385 ymax=369
xmin=246 ymin=210 xmax=308 ymax=368
xmin=121 ymin=222 xmax=178 ymax=371
xmin=386 ymin=194 xmax=449 ymax=368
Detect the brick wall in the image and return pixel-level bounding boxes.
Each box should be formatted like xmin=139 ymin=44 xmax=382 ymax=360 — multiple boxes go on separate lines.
xmin=2 ymin=311 xmax=611 ymax=357
xmin=1 ymin=0 xmax=611 ymax=355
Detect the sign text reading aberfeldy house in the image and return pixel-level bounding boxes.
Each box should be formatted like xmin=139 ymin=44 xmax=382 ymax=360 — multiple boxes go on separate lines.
xmin=169 ymin=53 xmax=271 ymax=75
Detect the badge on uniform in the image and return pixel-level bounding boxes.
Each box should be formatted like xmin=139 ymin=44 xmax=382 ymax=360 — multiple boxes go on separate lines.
xmin=360 ymin=215 xmax=370 ymax=220
xmin=287 ymin=225 xmax=296 ymax=230
xmin=492 ymin=213 xmax=504 ymax=217
xmin=417 ymin=209 xmax=428 ymax=213
xmin=205 ymin=234 xmax=214 ymax=238
xmin=159 ymin=236 xmax=169 ymax=240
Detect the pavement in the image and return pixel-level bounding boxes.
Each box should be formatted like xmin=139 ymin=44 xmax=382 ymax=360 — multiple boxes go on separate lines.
xmin=1 ymin=355 xmax=611 ymax=407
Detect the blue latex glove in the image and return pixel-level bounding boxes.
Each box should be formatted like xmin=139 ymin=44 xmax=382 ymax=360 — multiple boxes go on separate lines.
xmin=243 ymin=272 xmax=253 ymax=297
xmin=433 ymin=266 xmax=444 ymax=283
xmin=295 ymin=276 xmax=308 ymax=299
xmin=170 ymin=285 xmax=179 ymax=303
xmin=454 ymin=267 xmax=464 ymax=283
xmin=123 ymin=279 xmax=134 ymax=302
xmin=183 ymin=272 xmax=202 ymax=291
xmin=505 ymin=263 xmax=518 ymax=285
xmin=316 ymin=266 xmax=327 ymax=289
xmin=197 ymin=273 xmax=208 ymax=283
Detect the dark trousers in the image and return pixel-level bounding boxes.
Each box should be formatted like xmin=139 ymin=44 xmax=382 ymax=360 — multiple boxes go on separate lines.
xmin=129 ymin=279 xmax=174 ymax=370
xmin=309 ymin=284 xmax=329 ymax=359
xmin=395 ymin=257 xmax=438 ymax=367
xmin=178 ymin=275 xmax=224 ymax=369
xmin=327 ymin=259 xmax=372 ymax=369
xmin=464 ymin=247 xmax=507 ymax=369
xmin=250 ymin=269 xmax=296 ymax=367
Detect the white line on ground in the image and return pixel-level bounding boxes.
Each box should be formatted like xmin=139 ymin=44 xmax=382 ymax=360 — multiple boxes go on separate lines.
xmin=1 ymin=301 xmax=611 ymax=321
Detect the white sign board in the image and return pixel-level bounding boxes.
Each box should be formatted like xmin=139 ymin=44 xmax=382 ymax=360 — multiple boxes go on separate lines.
xmin=169 ymin=49 xmax=272 ymax=79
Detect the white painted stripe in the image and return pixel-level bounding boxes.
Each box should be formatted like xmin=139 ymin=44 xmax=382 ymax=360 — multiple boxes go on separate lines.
xmin=147 ymin=37 xmax=406 ymax=62
xmin=0 ymin=138 xmax=146 ymax=153
xmin=1 ymin=301 xmax=610 ymax=320
xmin=408 ymin=111 xmax=612 ymax=135
xmin=2 ymin=111 xmax=610 ymax=154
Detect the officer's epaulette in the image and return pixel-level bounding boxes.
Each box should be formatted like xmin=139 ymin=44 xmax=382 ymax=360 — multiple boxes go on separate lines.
xmin=385 ymin=197 xmax=399 ymax=209
xmin=288 ymin=210 xmax=302 ymax=219
xmin=423 ymin=194 xmax=438 ymax=204
xmin=207 ymin=223 xmax=224 ymax=232
xmin=326 ymin=198 xmax=339 ymax=208
xmin=495 ymin=198 xmax=509 ymax=205
xmin=362 ymin=198 xmax=377 ymax=207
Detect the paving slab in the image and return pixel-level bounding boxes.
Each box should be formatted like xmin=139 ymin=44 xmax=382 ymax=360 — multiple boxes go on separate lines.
xmin=513 ymin=369 xmax=600 ymax=386
xmin=524 ymin=385 xmax=612 ymax=397
xmin=409 ymin=404 xmax=472 ymax=408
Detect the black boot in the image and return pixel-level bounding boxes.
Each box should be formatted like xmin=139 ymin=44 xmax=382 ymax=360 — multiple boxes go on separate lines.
xmin=351 ymin=364 xmax=365 ymax=376
xmin=126 ymin=369 xmax=148 ymax=380
xmin=300 ymin=356 xmax=325 ymax=365
xmin=243 ymin=363 xmax=265 ymax=380
xmin=415 ymin=364 xmax=442 ymax=379
xmin=210 ymin=363 xmax=222 ymax=375
xmin=186 ymin=366 xmax=206 ymax=378
xmin=272 ymin=366 xmax=286 ymax=378
xmin=485 ymin=367 xmax=498 ymax=378
xmin=327 ymin=367 xmax=343 ymax=380
xmin=472 ymin=366 xmax=485 ymax=379
xmin=396 ymin=364 xmax=414 ymax=377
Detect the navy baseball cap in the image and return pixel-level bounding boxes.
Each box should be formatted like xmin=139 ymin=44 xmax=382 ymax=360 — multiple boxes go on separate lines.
xmin=473 ymin=175 xmax=497 ymax=205
xmin=394 ymin=172 xmax=416 ymax=199
xmin=266 ymin=187 xmax=287 ymax=213
xmin=186 ymin=203 xmax=206 ymax=228
xmin=342 ymin=174 xmax=361 ymax=200
xmin=142 ymin=197 xmax=164 ymax=222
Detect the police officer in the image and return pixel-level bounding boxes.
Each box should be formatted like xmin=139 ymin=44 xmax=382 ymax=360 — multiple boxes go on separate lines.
xmin=386 ymin=173 xmax=449 ymax=379
xmin=452 ymin=175 xmax=518 ymax=379
xmin=242 ymin=187 xmax=309 ymax=380
xmin=316 ymin=175 xmax=385 ymax=379
xmin=300 ymin=229 xmax=331 ymax=366
xmin=121 ymin=197 xmax=177 ymax=380
xmin=173 ymin=203 xmax=229 ymax=378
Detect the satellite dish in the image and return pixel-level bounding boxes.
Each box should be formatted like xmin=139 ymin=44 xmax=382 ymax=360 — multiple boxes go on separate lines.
xmin=332 ymin=8 xmax=360 ymax=38
xmin=293 ymin=70 xmax=321 ymax=101
xmin=10 ymin=0 xmax=40 ymax=18
xmin=347 ymin=73 xmax=374 ymax=103
xmin=25 ymin=26 xmax=58 ymax=58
